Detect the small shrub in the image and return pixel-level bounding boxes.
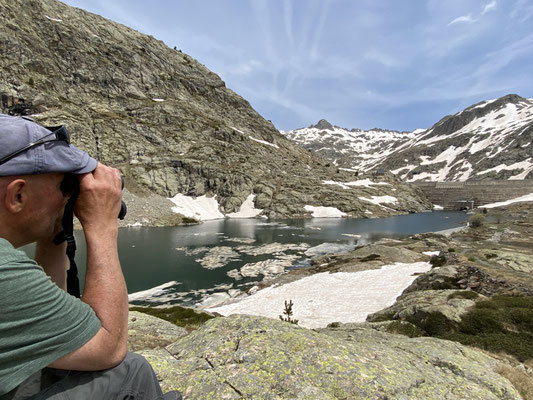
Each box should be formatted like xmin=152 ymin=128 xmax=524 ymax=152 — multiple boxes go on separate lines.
xmin=459 ymin=309 xmax=504 ymax=335
xmin=469 ymin=214 xmax=486 ymax=228
xmin=441 ymin=296 xmax=533 ymax=361
xmin=368 ymin=311 xmax=395 ymax=322
xmin=447 ymin=290 xmax=479 ymax=300
xmin=279 ymin=300 xmax=299 ymax=325
xmin=367 ymin=311 xmax=395 ymax=322
xmin=448 ymin=248 xmax=456 ymax=253
xmin=28 ymin=77 xmax=34 ymax=86
xmin=385 ymin=321 xmax=423 ymax=338
xmin=360 ymin=254 xmax=381 ymax=262
xmin=430 ymin=254 xmax=446 ymax=268
xmin=421 ymin=312 xmax=456 ymax=336
xmin=485 ymin=253 xmax=498 ymax=259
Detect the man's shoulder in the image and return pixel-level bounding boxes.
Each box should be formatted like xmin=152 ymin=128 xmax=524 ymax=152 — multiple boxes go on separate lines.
xmin=0 ymin=238 xmax=33 ymax=266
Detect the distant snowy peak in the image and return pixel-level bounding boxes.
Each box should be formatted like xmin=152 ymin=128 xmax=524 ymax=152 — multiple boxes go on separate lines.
xmin=386 ymin=94 xmax=533 ymax=181
xmin=281 ymin=94 xmax=533 ymax=181
xmin=310 ymin=119 xmax=334 ymax=130
xmin=281 ymin=121 xmax=422 ymax=171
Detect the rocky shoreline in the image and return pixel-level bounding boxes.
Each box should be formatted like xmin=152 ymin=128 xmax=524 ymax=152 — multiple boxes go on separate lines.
xmin=125 ymin=201 xmax=533 ymax=399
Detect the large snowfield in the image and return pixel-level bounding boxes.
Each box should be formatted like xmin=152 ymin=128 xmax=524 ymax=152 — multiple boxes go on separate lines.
xmin=208 ymin=262 xmax=432 ymax=329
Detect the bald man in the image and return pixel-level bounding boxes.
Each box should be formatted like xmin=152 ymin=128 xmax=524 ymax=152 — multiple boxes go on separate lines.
xmin=0 ymin=115 xmax=179 ymax=400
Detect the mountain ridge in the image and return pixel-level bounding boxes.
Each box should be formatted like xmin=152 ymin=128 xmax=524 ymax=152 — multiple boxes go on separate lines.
xmin=281 ymin=94 xmax=533 ymax=182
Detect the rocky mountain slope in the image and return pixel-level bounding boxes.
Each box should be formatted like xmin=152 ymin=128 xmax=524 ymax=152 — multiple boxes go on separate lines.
xmin=0 ymin=0 xmax=430 ymax=222
xmin=282 ymin=94 xmax=533 ymax=182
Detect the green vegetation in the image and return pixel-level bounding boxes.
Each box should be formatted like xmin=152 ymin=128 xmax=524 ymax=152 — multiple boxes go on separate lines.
xmin=469 ymin=213 xmax=486 ymax=228
xmin=429 ymin=254 xmax=447 ymax=268
xmin=408 ymin=311 xmax=456 ymax=336
xmin=368 ymin=311 xmax=395 ymax=322
xmin=385 ymin=321 xmax=423 ymax=337
xmin=130 ymin=305 xmax=214 ymax=332
xmin=447 ymin=290 xmax=479 ymax=300
xmin=407 ymin=296 xmax=533 ymax=362
xmin=279 ymin=300 xmax=299 ymax=325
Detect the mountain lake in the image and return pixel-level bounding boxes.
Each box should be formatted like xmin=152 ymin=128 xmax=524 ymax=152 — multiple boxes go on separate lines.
xmin=21 ymin=211 xmax=468 ymax=307
xmin=21 ymin=211 xmax=467 ymax=307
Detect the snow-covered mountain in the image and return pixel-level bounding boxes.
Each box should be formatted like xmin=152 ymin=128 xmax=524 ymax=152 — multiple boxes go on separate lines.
xmin=281 ymin=94 xmax=533 ymax=181
xmin=281 ymin=119 xmax=420 ymax=172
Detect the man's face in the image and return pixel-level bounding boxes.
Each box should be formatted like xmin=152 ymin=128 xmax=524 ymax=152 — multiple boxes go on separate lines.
xmin=24 ymin=173 xmax=71 ymax=241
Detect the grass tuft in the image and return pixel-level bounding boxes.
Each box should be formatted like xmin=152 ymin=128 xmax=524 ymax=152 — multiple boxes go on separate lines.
xmin=130 ymin=305 xmax=215 ymax=332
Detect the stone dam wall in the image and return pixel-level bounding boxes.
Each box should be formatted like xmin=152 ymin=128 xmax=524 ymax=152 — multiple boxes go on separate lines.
xmin=411 ymin=180 xmax=533 ymax=210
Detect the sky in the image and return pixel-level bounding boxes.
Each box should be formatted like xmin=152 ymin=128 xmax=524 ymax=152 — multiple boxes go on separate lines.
xmin=61 ymin=0 xmax=533 ymax=132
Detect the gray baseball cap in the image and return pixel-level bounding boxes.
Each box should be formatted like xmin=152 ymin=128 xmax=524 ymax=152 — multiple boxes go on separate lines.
xmin=0 ymin=114 xmax=97 ymax=176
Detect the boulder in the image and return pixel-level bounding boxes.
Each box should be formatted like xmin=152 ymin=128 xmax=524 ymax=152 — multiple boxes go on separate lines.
xmin=367 ymin=289 xmax=483 ymax=326
xmin=138 ymin=314 xmax=520 ymax=399
xmin=128 ymin=311 xmax=187 ymax=351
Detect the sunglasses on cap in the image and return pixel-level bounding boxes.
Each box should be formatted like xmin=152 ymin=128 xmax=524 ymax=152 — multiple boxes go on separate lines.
xmin=0 ymin=125 xmax=70 ymax=166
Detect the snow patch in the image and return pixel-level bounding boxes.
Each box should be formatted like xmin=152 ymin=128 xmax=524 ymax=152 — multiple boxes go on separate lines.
xmin=483 ymin=192 xmax=533 ymax=208
xmin=226 ymin=194 xmax=263 ymax=218
xmin=128 ymin=281 xmax=180 ymax=302
xmin=323 ymin=179 xmax=390 ymax=189
xmin=168 ymin=194 xmax=224 ymax=221
xmin=304 ymin=205 xmax=347 ymax=218
xmin=358 ymin=196 xmax=398 ymax=206
xmin=45 ymin=15 xmax=62 ymax=22
xmin=208 ymin=262 xmax=432 ymax=329
xmin=249 ymin=136 xmax=279 ymax=149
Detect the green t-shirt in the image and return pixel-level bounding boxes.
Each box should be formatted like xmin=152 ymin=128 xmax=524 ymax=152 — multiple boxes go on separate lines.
xmin=0 ymin=238 xmax=101 ymax=398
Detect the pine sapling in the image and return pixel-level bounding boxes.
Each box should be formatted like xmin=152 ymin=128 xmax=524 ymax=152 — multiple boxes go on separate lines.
xmin=279 ymin=299 xmax=299 ymax=325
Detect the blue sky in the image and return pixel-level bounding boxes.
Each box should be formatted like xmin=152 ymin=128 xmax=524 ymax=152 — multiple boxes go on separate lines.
xmin=61 ymin=0 xmax=533 ymax=132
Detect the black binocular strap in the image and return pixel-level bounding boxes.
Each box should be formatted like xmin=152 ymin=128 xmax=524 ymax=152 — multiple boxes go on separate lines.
xmin=53 ymin=194 xmax=81 ymax=298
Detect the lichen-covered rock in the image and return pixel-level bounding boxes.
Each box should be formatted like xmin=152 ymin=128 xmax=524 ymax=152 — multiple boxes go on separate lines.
xmin=138 ymin=314 xmax=520 ymax=399
xmin=366 ymin=289 xmax=483 ymax=325
xmin=128 ymin=311 xmax=187 ymax=351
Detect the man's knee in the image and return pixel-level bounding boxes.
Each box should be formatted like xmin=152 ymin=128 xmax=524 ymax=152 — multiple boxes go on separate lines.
xmin=121 ymin=352 xmax=157 ymax=378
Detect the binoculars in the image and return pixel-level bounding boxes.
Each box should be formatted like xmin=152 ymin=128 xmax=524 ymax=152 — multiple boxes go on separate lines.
xmin=60 ymin=173 xmax=127 ymax=220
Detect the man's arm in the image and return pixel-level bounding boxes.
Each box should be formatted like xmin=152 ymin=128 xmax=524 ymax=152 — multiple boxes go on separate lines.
xmin=48 ymin=164 xmax=128 ymax=371
xmin=34 ymin=240 xmax=67 ymax=290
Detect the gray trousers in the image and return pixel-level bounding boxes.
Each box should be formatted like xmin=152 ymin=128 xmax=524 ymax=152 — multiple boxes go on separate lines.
xmin=29 ymin=353 xmax=180 ymax=400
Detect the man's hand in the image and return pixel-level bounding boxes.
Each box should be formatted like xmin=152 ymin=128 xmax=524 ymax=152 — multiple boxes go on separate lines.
xmin=74 ymin=163 xmax=122 ymax=235
xmin=50 ymin=163 xmax=128 ymax=371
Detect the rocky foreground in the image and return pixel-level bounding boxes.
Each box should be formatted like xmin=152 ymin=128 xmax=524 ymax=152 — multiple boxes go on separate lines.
xmin=128 ymin=202 xmax=533 ymax=399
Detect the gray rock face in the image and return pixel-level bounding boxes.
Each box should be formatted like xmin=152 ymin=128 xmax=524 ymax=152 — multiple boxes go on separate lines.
xmin=310 ymin=119 xmax=334 ymax=130
xmin=0 ymin=0 xmax=430 ymax=223
xmin=137 ymin=314 xmax=520 ymax=399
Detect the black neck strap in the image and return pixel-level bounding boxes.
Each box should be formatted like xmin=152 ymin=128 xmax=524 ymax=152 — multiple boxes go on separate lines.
xmin=53 ymin=193 xmax=80 ymax=298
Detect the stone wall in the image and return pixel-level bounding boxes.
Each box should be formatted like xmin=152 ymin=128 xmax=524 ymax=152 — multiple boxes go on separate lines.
xmin=411 ymin=180 xmax=533 ymax=210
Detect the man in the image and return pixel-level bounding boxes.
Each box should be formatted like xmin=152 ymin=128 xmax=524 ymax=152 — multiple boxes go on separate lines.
xmin=0 ymin=114 xmax=180 ymax=399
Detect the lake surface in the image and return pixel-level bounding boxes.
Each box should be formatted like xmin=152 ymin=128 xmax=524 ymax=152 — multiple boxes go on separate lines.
xmin=63 ymin=211 xmax=467 ymax=306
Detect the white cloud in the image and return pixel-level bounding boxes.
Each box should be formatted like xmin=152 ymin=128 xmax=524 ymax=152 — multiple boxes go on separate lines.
xmin=482 ymin=0 xmax=497 ymax=15
xmin=448 ymin=14 xmax=477 ymax=26
xmin=230 ymin=60 xmax=263 ymax=77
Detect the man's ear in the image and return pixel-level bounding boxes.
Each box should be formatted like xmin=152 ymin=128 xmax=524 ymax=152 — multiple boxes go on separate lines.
xmin=4 ymin=179 xmax=27 ymax=214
